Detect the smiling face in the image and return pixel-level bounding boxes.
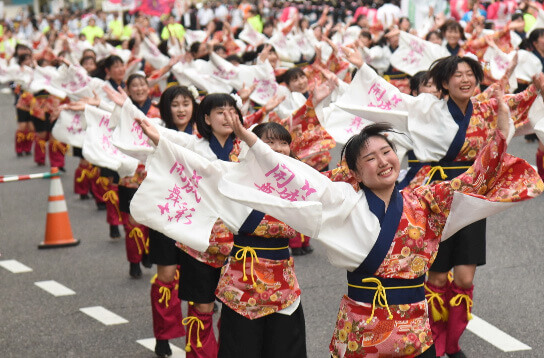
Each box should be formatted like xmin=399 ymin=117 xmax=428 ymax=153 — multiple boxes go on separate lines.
xmin=350 ymin=136 xmax=399 ymax=195
xmin=262 ymin=135 xmax=290 ymax=156
xmin=170 ymin=94 xmax=194 ymax=131
xmin=443 ymin=62 xmax=477 ymax=103
xmin=127 ymin=77 xmax=149 ymax=105
xmin=287 ymin=72 xmax=309 ymax=94
xmin=445 ymin=27 xmax=461 ymax=47
xmin=205 ymin=105 xmax=235 ymax=139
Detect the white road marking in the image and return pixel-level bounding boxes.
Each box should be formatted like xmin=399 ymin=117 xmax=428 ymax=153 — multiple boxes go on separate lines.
xmin=136 ymin=338 xmax=186 ymax=357
xmin=34 ymin=280 xmax=75 ymax=296
xmin=80 ymin=306 xmax=128 ymax=326
xmin=0 ymin=259 xmax=32 ymax=273
xmin=467 ymin=315 xmax=532 ymax=352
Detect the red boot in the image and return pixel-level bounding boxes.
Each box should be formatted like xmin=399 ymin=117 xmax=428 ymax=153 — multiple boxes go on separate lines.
xmin=23 ymin=131 xmax=34 ymax=154
xmin=122 ymin=212 xmax=149 ymax=264
xmin=74 ymin=163 xmax=93 ymax=196
xmin=102 ymin=183 xmax=122 ymax=226
xmin=445 ymin=282 xmax=474 ymax=356
xmin=15 ymin=130 xmax=25 ymax=155
xmin=536 ymin=148 xmax=544 ymax=180
xmin=34 ymin=136 xmax=47 ymax=165
xmin=49 ymin=139 xmax=67 ymax=169
xmin=183 ymin=304 xmax=218 ymax=358
xmin=150 ymin=275 xmax=186 ymax=340
xmin=425 ymin=281 xmax=450 ymax=357
xmin=90 ymin=170 xmax=107 ymax=207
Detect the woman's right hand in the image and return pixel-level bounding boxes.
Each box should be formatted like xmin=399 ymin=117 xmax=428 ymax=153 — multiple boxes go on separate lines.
xmin=341 ymin=45 xmax=364 ymax=68
xmin=135 ymin=118 xmax=160 ymax=146
xmin=103 ymin=85 xmax=128 ymax=107
xmin=224 ymin=108 xmax=257 ymax=147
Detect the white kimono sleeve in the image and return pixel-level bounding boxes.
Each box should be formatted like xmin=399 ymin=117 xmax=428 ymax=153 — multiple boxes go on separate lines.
xmin=218 ymin=139 xmax=382 ymax=270
xmin=130 ymin=137 xmax=253 ymax=252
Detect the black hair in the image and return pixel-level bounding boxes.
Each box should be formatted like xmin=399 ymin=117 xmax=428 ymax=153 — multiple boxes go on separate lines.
xmin=226 ymin=54 xmax=243 ymax=65
xmin=528 ymin=28 xmax=544 ymax=51
xmin=341 ymin=123 xmax=397 ymax=188
xmin=104 ymin=54 xmax=124 ymax=70
xmin=409 ymin=71 xmax=430 ymax=95
xmin=81 ymin=48 xmax=96 ymax=59
xmin=425 ymin=30 xmax=442 ymax=42
xmin=428 ymin=56 xmax=483 ymax=95
xmin=440 ymin=19 xmax=467 ymax=41
xmin=189 ymin=41 xmax=202 ymax=55
xmin=14 ymin=43 xmax=31 ymax=58
xmin=252 ymin=122 xmax=292 ymax=145
xmin=360 ymin=30 xmax=372 ymax=41
xmin=18 ymin=53 xmax=32 ymax=66
xmin=511 ymin=12 xmax=524 ymax=22
xmin=196 ymin=93 xmax=243 ymax=140
xmin=283 ymin=67 xmax=306 ymax=85
xmin=126 ymin=73 xmax=147 ymax=89
xmin=158 ymin=85 xmax=198 ymax=131
xmin=80 ymin=55 xmax=96 ymax=66
xmin=213 ymin=44 xmax=227 ymax=53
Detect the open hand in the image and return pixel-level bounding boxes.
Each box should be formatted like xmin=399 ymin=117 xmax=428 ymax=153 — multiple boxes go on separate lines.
xmin=135 ymin=118 xmax=160 ymax=146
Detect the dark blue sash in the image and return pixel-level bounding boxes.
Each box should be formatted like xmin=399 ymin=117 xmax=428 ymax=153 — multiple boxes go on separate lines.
xmin=398 ymin=151 xmax=423 ymax=189
xmin=231 ymin=235 xmax=291 ymax=260
xmin=443 ymin=97 xmax=472 ymax=162
xmin=135 ymin=98 xmax=152 ymax=116
xmin=351 ymin=186 xmax=403 ymax=275
xmin=209 ymin=134 xmax=234 ymax=161
xmin=347 ymin=274 xmax=425 ymax=304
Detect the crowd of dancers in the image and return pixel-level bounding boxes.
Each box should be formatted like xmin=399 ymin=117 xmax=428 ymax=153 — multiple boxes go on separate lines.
xmin=3 ymin=1 xmax=544 ymax=357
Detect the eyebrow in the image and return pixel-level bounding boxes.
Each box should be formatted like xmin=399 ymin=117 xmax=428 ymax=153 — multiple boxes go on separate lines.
xmin=362 ymin=145 xmax=390 ymax=158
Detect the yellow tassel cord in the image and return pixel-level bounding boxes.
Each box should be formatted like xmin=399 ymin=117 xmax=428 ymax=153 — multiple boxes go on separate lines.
xmin=38 ymin=138 xmax=47 ymax=153
xmin=145 ymin=237 xmax=150 ymax=255
xmin=450 ymin=294 xmax=473 ymax=321
xmin=102 ymin=190 xmax=123 ymax=222
xmin=424 ymin=283 xmax=449 ymax=322
xmin=182 ymin=316 xmax=205 ymax=351
xmin=16 ymin=132 xmax=25 ymax=143
xmin=158 ymin=286 xmax=171 ymax=308
xmin=26 ymin=132 xmax=35 ymax=141
xmin=174 ymin=269 xmax=180 ymax=291
xmin=76 ymin=168 xmax=94 ymax=183
xmin=129 ymin=227 xmax=144 ymax=255
xmin=150 ymin=274 xmax=157 ymax=284
xmin=424 ymin=166 xmax=471 ymax=185
xmin=51 ymin=140 xmax=68 ymax=155
xmin=96 ymin=176 xmax=110 ymax=191
xmin=232 ymin=244 xmax=289 ymax=287
xmin=348 ymin=277 xmax=424 ymax=324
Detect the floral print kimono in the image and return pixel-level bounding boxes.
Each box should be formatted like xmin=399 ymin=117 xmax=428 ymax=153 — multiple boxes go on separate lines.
xmin=214 ymin=129 xmax=542 ymax=357
xmin=215 ymin=212 xmax=301 ymax=319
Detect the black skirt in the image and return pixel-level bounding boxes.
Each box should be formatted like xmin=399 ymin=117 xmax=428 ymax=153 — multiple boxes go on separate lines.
xmin=218 ymin=303 xmax=307 ymax=358
xmin=430 ymin=218 xmax=486 ymax=272
xmin=178 ymin=249 xmax=221 ymax=303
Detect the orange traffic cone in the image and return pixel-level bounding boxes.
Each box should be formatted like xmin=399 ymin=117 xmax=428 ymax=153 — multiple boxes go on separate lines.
xmin=39 ymin=167 xmax=80 ymax=249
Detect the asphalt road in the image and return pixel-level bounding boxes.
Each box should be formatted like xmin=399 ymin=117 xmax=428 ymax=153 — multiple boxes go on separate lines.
xmin=0 ymin=90 xmax=543 ymax=358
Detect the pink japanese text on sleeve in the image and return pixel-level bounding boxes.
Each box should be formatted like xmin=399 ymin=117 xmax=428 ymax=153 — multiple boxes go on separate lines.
xmin=67 ymin=113 xmax=84 ymax=134
xmin=98 ymin=115 xmax=119 ymax=155
xmin=130 ymin=120 xmax=152 ymax=147
xmin=254 ymin=163 xmax=317 ymax=202
xmin=367 ymin=83 xmax=403 ymax=110
xmin=401 ymin=39 xmax=425 ymax=66
xmin=156 ymin=161 xmax=203 ymax=225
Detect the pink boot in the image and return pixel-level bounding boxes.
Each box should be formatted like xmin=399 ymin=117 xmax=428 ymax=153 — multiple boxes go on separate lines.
xmin=445 ymin=282 xmax=474 ymax=356
xmin=49 ymin=139 xmax=67 ymax=169
xmin=150 ymin=276 xmax=186 ymax=339
xmin=183 ymin=304 xmax=218 ymax=358
xmin=425 ymin=281 xmax=450 ymax=357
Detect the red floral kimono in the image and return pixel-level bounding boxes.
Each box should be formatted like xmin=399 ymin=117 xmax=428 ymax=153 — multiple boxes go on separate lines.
xmin=329 ymin=130 xmax=543 ymax=357
xmin=215 ymin=213 xmax=300 ymax=320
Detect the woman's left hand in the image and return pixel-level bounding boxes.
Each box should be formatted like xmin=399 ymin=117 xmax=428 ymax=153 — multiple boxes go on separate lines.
xmin=136 ymin=118 xmax=160 ymax=146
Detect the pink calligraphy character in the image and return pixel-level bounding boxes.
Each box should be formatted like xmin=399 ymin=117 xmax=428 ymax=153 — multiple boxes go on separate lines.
xmin=368 ymin=83 xmax=386 ymax=101
xmin=99 ymin=115 xmax=110 ymax=128
xmin=254 ymin=182 xmax=276 ymax=193
xmin=165 ymin=184 xmax=184 ymax=208
xmin=390 ymin=95 xmax=402 ymax=107
xmin=265 ymin=164 xmax=295 ymax=188
xmin=157 ymin=202 xmax=170 ymax=215
xmin=170 ymin=161 xmax=186 ymax=177
xmin=277 ymin=187 xmax=300 ymax=202
xmin=300 ymin=180 xmax=317 ymax=200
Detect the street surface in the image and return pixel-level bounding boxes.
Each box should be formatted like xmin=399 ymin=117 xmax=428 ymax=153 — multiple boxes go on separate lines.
xmin=0 ymin=91 xmax=543 ymax=357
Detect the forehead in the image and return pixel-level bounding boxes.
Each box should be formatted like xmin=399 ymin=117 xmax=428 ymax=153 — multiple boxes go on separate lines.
xmin=358 ymin=136 xmax=391 ymax=156
xmin=172 ymin=94 xmax=191 ymax=102
xmin=455 ymin=62 xmax=473 ymax=72
xmin=128 ymin=77 xmax=147 ymax=86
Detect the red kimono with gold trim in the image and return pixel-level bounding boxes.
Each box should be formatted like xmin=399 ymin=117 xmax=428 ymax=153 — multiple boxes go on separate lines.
xmin=215 ymin=214 xmax=300 ymax=320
